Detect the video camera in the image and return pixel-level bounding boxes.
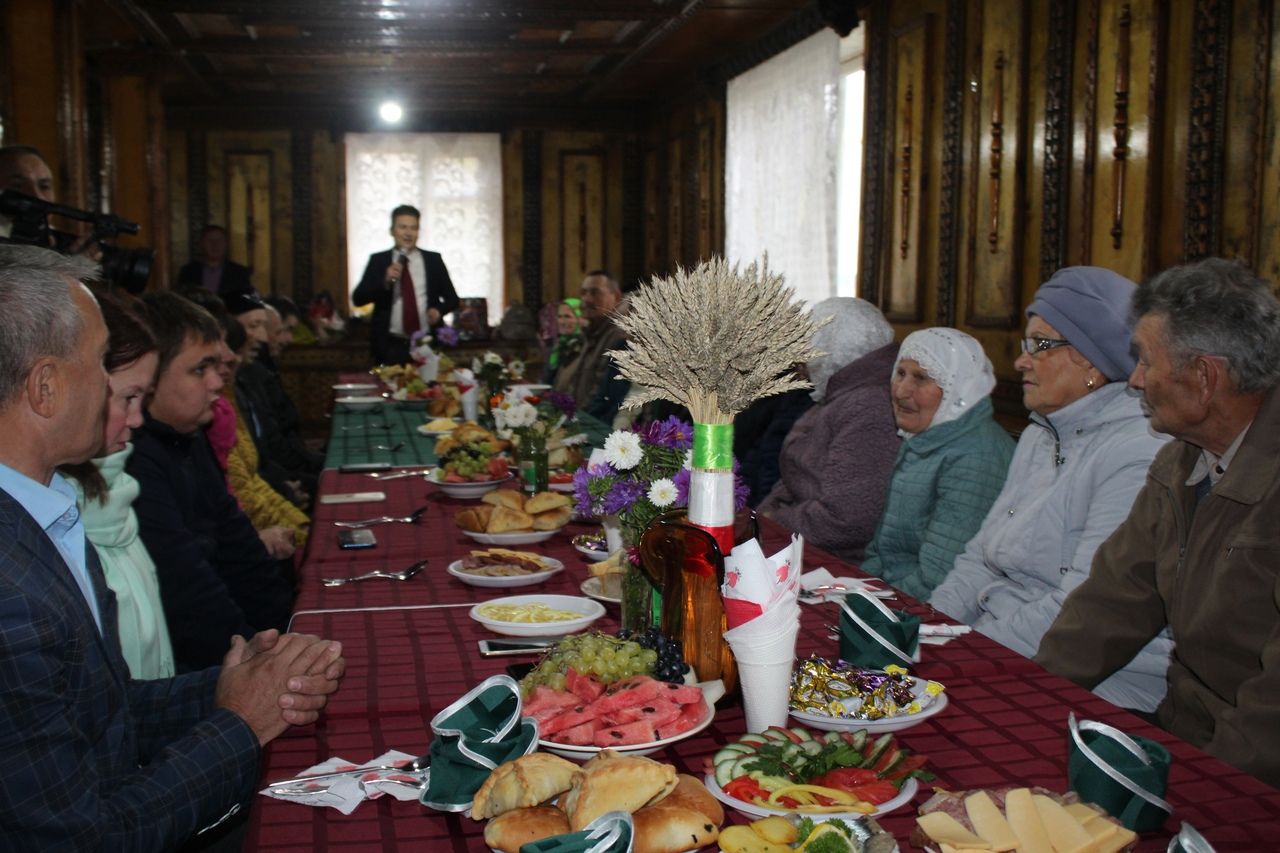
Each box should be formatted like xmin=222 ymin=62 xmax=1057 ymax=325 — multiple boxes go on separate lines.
xmin=0 ymin=190 xmax=153 ymax=293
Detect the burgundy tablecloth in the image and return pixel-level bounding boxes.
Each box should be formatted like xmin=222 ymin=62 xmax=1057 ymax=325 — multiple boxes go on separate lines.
xmin=247 ymin=484 xmax=1280 ymax=851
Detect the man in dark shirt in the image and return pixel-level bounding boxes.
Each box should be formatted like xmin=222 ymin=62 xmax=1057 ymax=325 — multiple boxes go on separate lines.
xmin=177 ymin=224 xmax=255 ymax=297
xmin=127 ymin=291 xmax=294 ymax=670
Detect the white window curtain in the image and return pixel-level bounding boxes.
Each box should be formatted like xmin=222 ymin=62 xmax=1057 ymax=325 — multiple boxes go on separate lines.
xmin=345 ymin=133 xmax=504 ymax=322
xmin=725 ymin=30 xmax=840 ymax=308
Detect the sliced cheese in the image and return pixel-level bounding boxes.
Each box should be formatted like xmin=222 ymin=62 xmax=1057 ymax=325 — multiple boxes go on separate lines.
xmin=1032 ymin=794 xmax=1095 ymax=853
xmin=1063 ymin=802 xmax=1104 ymax=824
xmin=1084 ymin=819 xmax=1138 ymax=853
xmin=1004 ymin=788 xmax=1056 ymax=853
xmin=963 ymin=791 xmax=1018 ymax=852
xmin=916 ymin=812 xmax=991 ymax=849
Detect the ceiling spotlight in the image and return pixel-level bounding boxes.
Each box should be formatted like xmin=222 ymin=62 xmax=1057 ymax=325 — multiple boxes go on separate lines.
xmin=379 ymin=101 xmax=403 ymax=123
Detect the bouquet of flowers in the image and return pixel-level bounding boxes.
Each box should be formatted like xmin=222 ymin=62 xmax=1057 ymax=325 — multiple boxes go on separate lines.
xmin=573 ymin=416 xmax=749 ymax=549
xmin=472 ymin=351 xmax=526 ymax=402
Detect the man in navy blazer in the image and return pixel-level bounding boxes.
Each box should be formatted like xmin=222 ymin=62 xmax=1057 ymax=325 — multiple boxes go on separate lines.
xmin=0 ymin=245 xmax=345 ymax=849
xmin=351 ymin=204 xmax=459 ymax=364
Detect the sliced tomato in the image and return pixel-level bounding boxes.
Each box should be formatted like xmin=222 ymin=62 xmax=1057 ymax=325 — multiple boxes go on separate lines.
xmin=808 ymin=768 xmax=879 ymax=790
xmin=869 ymin=745 xmax=903 ymax=775
xmin=842 ymin=780 xmax=901 ymax=805
xmin=723 ymin=775 xmax=769 ymax=803
xmin=880 ymin=753 xmax=930 ymax=782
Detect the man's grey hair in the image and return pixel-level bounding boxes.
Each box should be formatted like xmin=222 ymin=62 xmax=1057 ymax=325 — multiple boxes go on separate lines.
xmin=1132 ymin=257 xmax=1280 ymax=394
xmin=0 ymin=245 xmax=99 ymax=404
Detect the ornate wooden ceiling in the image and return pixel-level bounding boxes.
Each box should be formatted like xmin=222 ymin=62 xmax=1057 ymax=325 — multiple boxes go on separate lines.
xmin=86 ymin=0 xmax=817 ymax=128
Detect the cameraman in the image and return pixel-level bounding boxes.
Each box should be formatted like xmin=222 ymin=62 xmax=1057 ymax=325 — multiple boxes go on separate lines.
xmin=0 ymin=144 xmax=100 ymax=259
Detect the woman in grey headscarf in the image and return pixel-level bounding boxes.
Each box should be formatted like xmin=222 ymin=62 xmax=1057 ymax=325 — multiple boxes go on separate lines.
xmin=758 ymin=298 xmax=899 ymax=562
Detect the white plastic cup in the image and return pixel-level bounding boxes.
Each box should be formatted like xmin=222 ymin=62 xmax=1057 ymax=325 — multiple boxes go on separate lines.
xmin=735 ymin=656 xmax=796 ymax=732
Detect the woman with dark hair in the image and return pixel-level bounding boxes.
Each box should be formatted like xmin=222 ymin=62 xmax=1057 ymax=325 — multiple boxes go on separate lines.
xmin=61 ymin=292 xmax=175 ymax=679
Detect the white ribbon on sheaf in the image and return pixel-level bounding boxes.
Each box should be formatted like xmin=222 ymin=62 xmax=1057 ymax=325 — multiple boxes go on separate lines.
xmin=1067 ymin=713 xmax=1172 ymax=814
xmin=835 ymin=590 xmax=919 ymax=665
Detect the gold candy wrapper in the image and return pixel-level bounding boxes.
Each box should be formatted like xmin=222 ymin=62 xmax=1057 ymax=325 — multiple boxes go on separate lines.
xmin=789 ymin=656 xmax=930 ymax=720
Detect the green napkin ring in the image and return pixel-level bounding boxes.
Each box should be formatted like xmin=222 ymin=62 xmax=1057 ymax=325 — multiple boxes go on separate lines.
xmin=420 ymin=675 xmax=540 ymax=813
xmin=1067 ymin=713 xmax=1171 ymax=833
xmin=837 ymin=590 xmax=920 ymax=669
xmin=520 ymin=810 xmax=634 ymax=853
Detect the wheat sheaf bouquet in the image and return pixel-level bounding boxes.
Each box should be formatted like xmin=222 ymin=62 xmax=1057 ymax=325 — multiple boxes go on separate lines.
xmin=612 ymin=256 xmax=824 ymax=548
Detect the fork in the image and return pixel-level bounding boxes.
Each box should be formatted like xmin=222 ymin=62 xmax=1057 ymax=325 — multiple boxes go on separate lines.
xmin=321 ymin=561 xmax=426 ymax=586
xmin=333 ymin=506 xmax=428 ymax=528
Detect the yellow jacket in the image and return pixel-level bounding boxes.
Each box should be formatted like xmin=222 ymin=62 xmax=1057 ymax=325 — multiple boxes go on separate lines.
xmin=226 ymin=397 xmax=310 ymax=544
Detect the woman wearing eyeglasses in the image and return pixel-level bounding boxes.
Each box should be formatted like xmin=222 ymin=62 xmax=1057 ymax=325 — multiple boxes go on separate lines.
xmin=929 ymin=266 xmax=1172 ymax=714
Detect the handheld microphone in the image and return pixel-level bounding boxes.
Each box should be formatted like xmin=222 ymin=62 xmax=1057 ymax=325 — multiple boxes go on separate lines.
xmin=389 ymin=251 xmax=408 ymax=287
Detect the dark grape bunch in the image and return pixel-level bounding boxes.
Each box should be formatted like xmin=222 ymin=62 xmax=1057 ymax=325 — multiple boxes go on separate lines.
xmin=617 ymin=627 xmax=692 ymax=683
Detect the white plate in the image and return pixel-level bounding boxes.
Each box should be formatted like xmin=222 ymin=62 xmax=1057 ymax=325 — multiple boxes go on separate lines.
xmin=540 ymin=680 xmax=725 ymax=760
xmin=447 ymin=557 xmax=563 ymax=588
xmin=335 ymin=396 xmax=386 ymax=411
xmin=579 ymin=576 xmax=621 ymax=604
xmin=789 ymin=676 xmax=949 ymax=734
xmin=461 ymin=529 xmax=560 ymax=546
xmin=469 ymin=594 xmax=604 ymax=637
xmin=704 ymin=773 xmax=918 ymax=820
xmin=574 ymin=543 xmax=610 ymax=562
xmin=333 ymin=383 xmax=378 ymax=393
xmin=428 ymin=470 xmax=514 ymax=499
xmin=548 ymin=481 xmax=576 ymax=493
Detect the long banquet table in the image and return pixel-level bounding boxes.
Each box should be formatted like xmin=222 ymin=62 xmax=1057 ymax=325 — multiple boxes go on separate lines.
xmin=245 ymin=425 xmax=1280 ymax=851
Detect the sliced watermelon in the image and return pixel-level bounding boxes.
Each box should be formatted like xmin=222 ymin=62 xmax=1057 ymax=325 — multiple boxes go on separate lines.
xmin=488 ymin=457 xmax=509 ymax=478
xmin=565 ymin=668 xmax=604 ymax=704
xmin=657 ymin=682 xmax=705 ymax=705
xmin=589 ymin=677 xmax=665 ymax=714
xmin=655 ymin=701 xmax=707 ymax=740
xmin=610 ymin=698 xmax=683 ymax=728
xmin=594 ymin=720 xmax=656 ymax=747
xmin=556 ymin=720 xmax=600 ymax=746
xmin=539 ymin=706 xmax=594 ymax=736
xmin=523 ymin=687 xmax=579 ymax=721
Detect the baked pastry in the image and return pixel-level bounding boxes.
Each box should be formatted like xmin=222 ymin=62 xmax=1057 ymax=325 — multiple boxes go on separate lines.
xmin=525 ymin=491 xmax=571 ymax=514
xmin=562 ymin=752 xmax=679 ymax=830
xmin=650 ymin=774 xmax=723 ymax=826
xmin=487 ymin=505 xmax=534 ymax=533
xmin=483 ymin=490 xmax=526 ymax=511
xmin=531 ymin=507 xmax=572 ymax=530
xmin=483 ymin=806 xmax=571 ymax=853
xmin=470 ymin=754 xmax=582 ymax=819
xmin=631 ymin=804 xmax=720 ymax=853
xmin=455 ymin=505 xmax=494 ymax=533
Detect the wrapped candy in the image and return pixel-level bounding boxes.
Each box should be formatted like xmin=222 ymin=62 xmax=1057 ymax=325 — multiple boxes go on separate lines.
xmin=789 ymin=656 xmax=942 ymax=721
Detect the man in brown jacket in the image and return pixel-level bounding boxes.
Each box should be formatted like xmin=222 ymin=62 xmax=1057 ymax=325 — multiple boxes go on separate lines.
xmin=1037 ymin=258 xmax=1280 ymax=787
xmin=552 ymin=271 xmax=629 ymax=422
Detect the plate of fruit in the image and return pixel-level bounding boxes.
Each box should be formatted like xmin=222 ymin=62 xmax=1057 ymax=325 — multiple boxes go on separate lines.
xmin=520 ymin=629 xmax=723 ymax=759
xmin=706 ymin=725 xmax=930 ymax=821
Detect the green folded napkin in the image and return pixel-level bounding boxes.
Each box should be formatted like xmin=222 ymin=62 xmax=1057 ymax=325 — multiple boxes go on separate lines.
xmin=1067 ymin=713 xmax=1172 ymax=833
xmin=420 ymin=675 xmax=539 ymax=812
xmin=837 ymin=590 xmax=920 ymax=669
xmin=520 ymin=811 xmax=634 ymax=853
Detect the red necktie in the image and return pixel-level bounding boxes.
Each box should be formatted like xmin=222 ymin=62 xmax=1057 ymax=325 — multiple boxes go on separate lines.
xmin=400 ymin=256 xmax=420 ymax=335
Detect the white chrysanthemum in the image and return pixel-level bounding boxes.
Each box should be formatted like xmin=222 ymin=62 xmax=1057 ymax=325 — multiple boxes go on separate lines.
xmin=471 ymin=357 xmax=483 ymax=372
xmin=648 ymin=478 xmax=677 ymax=508
xmin=483 ymin=351 xmax=504 ymax=366
xmin=508 ymin=359 xmax=526 ymax=379
xmin=603 ymin=431 xmax=642 ymax=470
xmin=504 ymin=401 xmax=538 ymax=428
xmin=496 ymin=427 xmax=513 ymax=440
xmin=561 ymin=432 xmax=589 ymax=447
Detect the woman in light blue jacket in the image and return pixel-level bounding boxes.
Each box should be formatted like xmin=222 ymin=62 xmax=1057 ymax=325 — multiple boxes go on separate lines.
xmin=860 ymin=328 xmax=1014 ymax=600
xmin=929 ymin=267 xmax=1172 ymax=713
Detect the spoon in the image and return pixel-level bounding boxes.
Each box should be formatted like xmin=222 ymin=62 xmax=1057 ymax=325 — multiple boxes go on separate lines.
xmin=266 ymin=750 xmax=430 ymax=788
xmin=374 ymin=441 xmax=405 ymax=452
xmin=321 ymin=560 xmax=427 ymax=587
xmin=333 ymin=505 xmax=429 ymax=528
xmin=338 ymin=423 xmax=391 ymax=431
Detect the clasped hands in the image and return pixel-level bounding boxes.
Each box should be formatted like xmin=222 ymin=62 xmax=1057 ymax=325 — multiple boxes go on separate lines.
xmin=215 ymin=629 xmax=346 ymax=745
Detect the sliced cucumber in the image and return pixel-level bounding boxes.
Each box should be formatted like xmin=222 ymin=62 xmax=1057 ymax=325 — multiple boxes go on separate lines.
xmin=762 ymin=726 xmax=792 ymax=743
xmin=732 ymin=754 xmax=760 ymax=778
xmin=849 ymin=729 xmax=868 ymax=752
xmin=738 ymin=733 xmax=769 ymax=748
xmin=713 ymin=744 xmax=752 ymax=765
xmin=800 ymin=739 xmax=824 ymax=756
xmin=823 ymin=731 xmax=845 ymax=746
xmin=860 ymin=732 xmax=895 ymax=768
xmin=714 ymin=756 xmax=742 ymax=786
xmin=789 ymin=726 xmax=814 ymax=741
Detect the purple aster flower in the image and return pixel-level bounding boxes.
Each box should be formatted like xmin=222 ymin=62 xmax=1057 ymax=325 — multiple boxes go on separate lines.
xmin=435 ymin=326 xmax=459 ymax=347
xmin=660 ymin=416 xmax=694 ymax=450
xmin=572 ymin=466 xmax=593 ymax=517
xmin=601 ymin=477 xmax=646 ymax=516
xmin=672 ymin=467 xmax=691 ymax=506
xmin=542 ymin=389 xmax=576 ymax=419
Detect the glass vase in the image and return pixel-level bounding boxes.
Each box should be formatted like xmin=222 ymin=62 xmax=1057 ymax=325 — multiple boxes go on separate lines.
xmin=517 ymin=432 xmax=549 ymax=494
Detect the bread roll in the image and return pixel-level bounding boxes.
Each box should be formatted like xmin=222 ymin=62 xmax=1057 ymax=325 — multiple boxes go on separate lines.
xmin=532 ymin=507 xmax=572 ymax=531
xmin=650 ymin=774 xmax=724 ymax=826
xmin=525 ymin=491 xmax=571 ymax=514
xmin=487 ymin=505 xmax=534 ymax=533
xmin=455 ymin=505 xmax=494 ymax=533
xmin=631 ymin=804 xmax=720 ymax=853
xmin=483 ymin=806 xmax=571 ymax=853
xmin=470 ymin=754 xmax=581 ymax=819
xmin=482 ymin=490 xmax=526 ymax=511
xmin=562 ymin=753 xmax=679 ymax=830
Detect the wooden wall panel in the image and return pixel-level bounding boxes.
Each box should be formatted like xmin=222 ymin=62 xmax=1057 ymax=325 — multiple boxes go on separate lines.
xmin=1256 ymin=1 xmax=1280 ymax=283
xmin=309 ymin=131 xmax=346 ymax=307
xmin=560 ymin=150 xmax=608 ymax=292
xmin=1087 ymin=0 xmax=1162 ymax=281
xmin=168 ymin=128 xmax=189 ymax=274
xmin=205 ymin=131 xmax=293 ymax=296
xmin=960 ymin=0 xmax=1028 ymax=328
xmin=879 ymin=15 xmax=932 ymax=322
xmin=225 ymin=151 xmax=273 ymax=287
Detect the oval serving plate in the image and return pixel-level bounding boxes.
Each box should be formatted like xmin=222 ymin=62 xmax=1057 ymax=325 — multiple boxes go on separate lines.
xmin=703 ymin=773 xmax=918 ymax=821
xmin=789 ymin=676 xmax=949 ymax=734
xmin=447 ymin=557 xmax=564 ymax=589
xmin=539 ymin=680 xmax=725 ymax=760
xmin=468 ymin=593 xmax=604 ymax=637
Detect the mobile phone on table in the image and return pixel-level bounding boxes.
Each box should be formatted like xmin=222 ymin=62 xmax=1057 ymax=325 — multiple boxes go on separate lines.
xmin=478 ymin=638 xmax=563 ymax=657
xmin=320 ymin=491 xmax=386 ymax=505
xmin=337 ymin=529 xmax=378 ymax=549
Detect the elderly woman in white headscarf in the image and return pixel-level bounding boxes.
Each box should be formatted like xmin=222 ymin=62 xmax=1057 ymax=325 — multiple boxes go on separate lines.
xmin=758 ymin=298 xmax=899 ymax=563
xmin=858 ymin=328 xmax=1015 ymax=599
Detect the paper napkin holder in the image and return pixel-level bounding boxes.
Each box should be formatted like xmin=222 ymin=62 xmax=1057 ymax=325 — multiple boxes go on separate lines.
xmin=837 ymin=590 xmax=920 ymax=669
xmin=1067 ymin=712 xmax=1172 ymax=833
xmin=519 ymin=811 xmax=634 ymax=853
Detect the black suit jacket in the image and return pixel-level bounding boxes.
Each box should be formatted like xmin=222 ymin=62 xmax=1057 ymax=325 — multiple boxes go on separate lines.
xmin=351 ymin=249 xmax=459 ymax=363
xmin=176 ymin=260 xmax=255 ymax=297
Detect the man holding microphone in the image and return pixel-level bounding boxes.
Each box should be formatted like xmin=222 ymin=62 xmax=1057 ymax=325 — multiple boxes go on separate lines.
xmin=352 ymin=204 xmax=459 ymax=365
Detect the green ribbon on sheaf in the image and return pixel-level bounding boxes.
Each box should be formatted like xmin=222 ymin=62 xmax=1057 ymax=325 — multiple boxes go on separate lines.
xmin=692 ymin=422 xmax=734 ymax=470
